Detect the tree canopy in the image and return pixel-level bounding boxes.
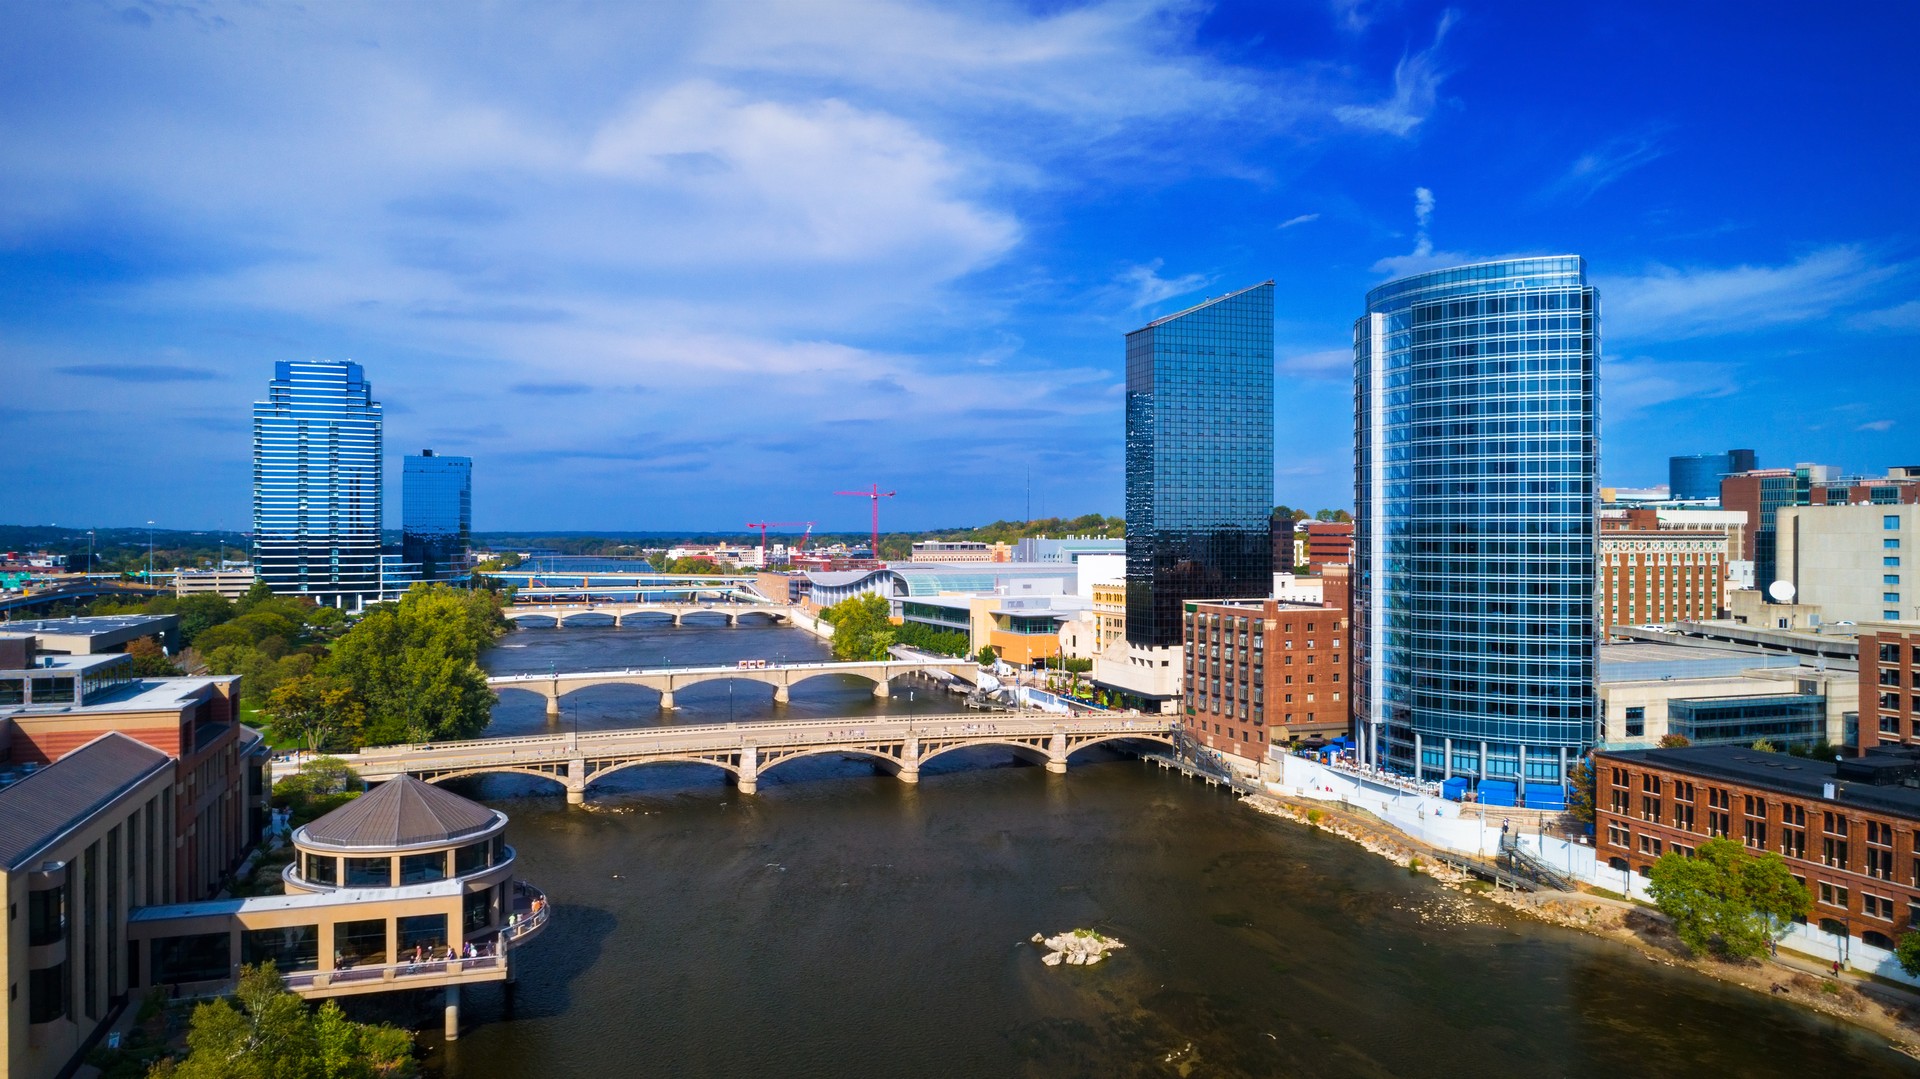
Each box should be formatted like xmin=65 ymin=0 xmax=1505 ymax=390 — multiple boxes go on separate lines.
xmin=147 ymin=962 xmax=414 ymax=1079
xmin=1646 ymin=837 xmax=1810 ymax=959
xmin=823 ymin=593 xmax=895 ymax=662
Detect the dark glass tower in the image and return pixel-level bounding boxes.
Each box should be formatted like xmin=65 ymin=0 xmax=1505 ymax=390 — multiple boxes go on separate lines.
xmin=1670 ymin=449 xmax=1756 ymax=501
xmin=402 ymin=450 xmax=472 ymax=581
xmin=1124 ymin=281 xmax=1275 ymax=648
xmin=252 ymin=360 xmax=384 ymax=608
xmin=1355 ymin=257 xmax=1598 ymax=787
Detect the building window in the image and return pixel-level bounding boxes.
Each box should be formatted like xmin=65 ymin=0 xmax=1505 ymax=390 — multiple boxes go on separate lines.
xmin=334 ymin=919 xmax=388 ymax=968
xmin=1820 ymin=882 xmax=1849 ymax=909
xmin=1823 ymin=837 xmax=1850 ymax=869
xmin=1888 ymin=515 xmax=1902 ymax=530
xmin=1607 ymin=823 xmax=1629 ymax=848
xmin=243 ymin=926 xmax=320 ymax=973
xmin=1639 ymin=835 xmax=1663 ymax=857
xmin=150 ymin=933 xmax=231 ymax=985
xmin=1625 ymin=707 xmax=1645 ymax=738
xmin=27 ymin=961 xmax=68 ymax=1024
xmin=1782 ymin=828 xmax=1806 ymax=859
xmin=345 ymin=857 xmax=391 ymax=888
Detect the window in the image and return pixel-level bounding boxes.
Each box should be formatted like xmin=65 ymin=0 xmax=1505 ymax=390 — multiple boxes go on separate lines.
xmin=1676 ymin=803 xmax=1696 ymax=832
xmin=1744 ymin=795 xmax=1767 ymax=817
xmin=1607 ymin=822 xmax=1629 ymax=848
xmin=1743 ymin=818 xmax=1767 ymax=849
xmin=400 ymin=852 xmax=448 ymax=885
xmin=243 ymin=926 xmax=320 ymax=973
xmin=28 ymin=961 xmax=68 ymax=1024
xmin=27 ymin=886 xmax=66 ymax=947
xmin=464 ymin=888 xmax=493 ymax=932
xmin=1867 ymin=847 xmax=1895 ymax=881
xmin=1887 ymin=576 xmax=1902 ymax=587
xmin=1824 ymin=812 xmax=1850 ymax=837
xmin=1819 ymin=882 xmax=1849 ymax=909
xmin=334 ymin=919 xmax=388 ymax=968
xmin=1640 ymin=835 xmax=1663 ymax=857
xmin=345 ymin=857 xmax=391 ymax=888
xmin=1887 ymin=515 xmax=1902 ymax=530
xmin=1611 ymin=790 xmax=1629 ymax=814
xmin=304 ymin=852 xmax=339 ymax=886
xmin=150 ymin=933 xmax=231 ymax=985
xmin=1782 ymin=827 xmax=1807 ymax=859
xmin=1625 ymin=706 xmax=1645 ymax=738
xmin=1890 ymin=557 xmax=1904 ymax=568
xmin=1641 ymin=795 xmax=1662 ymax=822
xmin=1823 ymin=837 xmax=1850 ymax=869
xmin=398 ymin=914 xmax=449 ymax=958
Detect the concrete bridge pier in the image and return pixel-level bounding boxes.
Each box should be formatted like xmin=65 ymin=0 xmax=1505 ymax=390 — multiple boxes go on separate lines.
xmin=1046 ymin=730 xmax=1068 ymax=774
xmin=898 ymin=734 xmax=920 ymax=784
xmin=659 ymin=689 xmax=676 ymax=710
xmin=444 ymin=985 xmax=461 ymax=1040
xmin=738 ymin=745 xmax=759 ymax=795
xmin=773 ymin=682 xmax=790 ymax=705
xmin=565 ymin=758 xmax=586 ymax=806
xmin=545 ymin=693 xmax=561 ymax=721
xmin=872 ymin=677 xmax=891 ymax=699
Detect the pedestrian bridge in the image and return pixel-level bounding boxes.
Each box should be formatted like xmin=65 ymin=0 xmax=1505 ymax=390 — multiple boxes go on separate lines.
xmin=488 ymin=658 xmax=977 ymax=714
xmin=348 ymin=712 xmax=1175 ymax=803
xmin=504 ymin=602 xmax=789 ymax=628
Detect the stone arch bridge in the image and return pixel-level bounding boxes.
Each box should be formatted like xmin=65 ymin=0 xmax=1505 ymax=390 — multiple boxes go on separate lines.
xmin=503 ymin=603 xmax=788 ymax=628
xmin=489 ymin=658 xmax=977 ymax=715
xmin=347 ymin=713 xmax=1175 ymax=804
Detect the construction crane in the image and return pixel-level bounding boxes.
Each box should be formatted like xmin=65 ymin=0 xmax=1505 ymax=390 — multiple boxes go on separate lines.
xmin=834 ymin=485 xmax=896 ymax=561
xmin=745 ymin=520 xmax=815 ymax=562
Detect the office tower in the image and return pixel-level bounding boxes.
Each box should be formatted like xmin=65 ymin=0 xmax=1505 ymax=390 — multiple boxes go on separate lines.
xmin=1354 ymin=257 xmax=1598 ymax=786
xmin=403 ymin=449 xmax=473 ymax=581
xmin=1669 ymin=449 xmax=1756 ymax=502
xmin=252 ymin=360 xmax=384 ymax=608
xmin=1123 ymin=281 xmax=1275 ymax=648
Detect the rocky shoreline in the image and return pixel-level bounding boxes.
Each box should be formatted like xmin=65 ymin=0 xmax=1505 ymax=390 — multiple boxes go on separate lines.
xmin=1242 ymin=791 xmax=1920 ymax=1059
xmin=1033 ymin=928 xmax=1125 ymax=967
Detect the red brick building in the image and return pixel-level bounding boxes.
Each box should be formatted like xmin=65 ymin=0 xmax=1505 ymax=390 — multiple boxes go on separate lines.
xmin=1861 ymin=622 xmax=1920 ymax=752
xmin=1596 ymin=743 xmax=1920 ymax=950
xmin=1182 ymin=595 xmax=1348 ymax=765
xmin=1598 ymin=508 xmax=1729 ymax=633
xmin=1302 ymin=521 xmax=1354 ymax=571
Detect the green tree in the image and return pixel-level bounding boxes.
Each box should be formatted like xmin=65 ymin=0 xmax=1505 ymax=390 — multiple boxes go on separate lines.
xmin=124 ymin=636 xmax=183 ymax=677
xmin=823 ymin=593 xmax=896 ymax=662
xmin=1897 ymin=931 xmax=1920 ymax=977
xmin=323 ymin=584 xmax=503 ymax=745
xmin=1750 ymin=739 xmax=1778 ymax=753
xmin=266 ymin=674 xmax=364 ymax=754
xmin=1566 ymin=760 xmax=1596 ymax=826
xmin=1646 ymin=837 xmax=1810 ymax=959
xmin=1658 ymin=733 xmax=1693 ymax=748
xmin=975 ymin=645 xmax=998 ymax=667
xmin=172 ymin=593 xmax=237 ymax=645
xmin=147 ymin=961 xmax=414 ymax=1078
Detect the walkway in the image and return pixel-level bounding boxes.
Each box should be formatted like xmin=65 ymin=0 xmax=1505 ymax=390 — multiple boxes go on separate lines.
xmin=487 ymin=658 xmax=980 ymax=714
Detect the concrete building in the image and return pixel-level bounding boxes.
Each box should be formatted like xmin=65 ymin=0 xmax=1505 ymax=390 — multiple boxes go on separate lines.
xmin=1596 ymin=743 xmax=1920 ymax=953
xmin=1 ymin=733 xmax=176 ymax=1079
xmin=908 ymin=541 xmax=1003 ymax=563
xmin=1011 ymin=538 xmax=1124 ymax=565
xmin=1182 ymin=597 xmax=1349 ymax=769
xmin=1722 ymin=463 xmax=1920 ymax=595
xmin=253 ymin=360 xmax=384 ymax=609
xmin=1777 ymin=503 xmax=1920 ymax=626
xmin=1355 ymin=256 xmax=1598 ymax=785
xmin=172 ymin=569 xmax=257 ymax=600
xmin=1595 ymin=638 xmax=1855 ymax=750
xmin=1599 ymin=509 xmax=1730 ymax=634
xmin=1861 ymin=621 xmax=1920 ymax=752
xmin=0 ymin=615 xmax=179 ymax=656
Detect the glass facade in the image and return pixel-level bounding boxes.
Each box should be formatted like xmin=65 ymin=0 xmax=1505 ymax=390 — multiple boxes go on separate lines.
xmin=1669 ymin=450 xmax=1754 ymax=501
xmin=1354 ymin=257 xmax=1598 ymax=785
xmin=402 ymin=449 xmax=472 ymax=581
xmin=252 ymin=360 xmax=383 ymax=608
xmin=1124 ymin=282 xmax=1275 ymax=648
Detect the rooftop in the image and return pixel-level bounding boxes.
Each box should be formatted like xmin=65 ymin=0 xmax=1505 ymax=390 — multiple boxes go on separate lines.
xmin=0 ymin=731 xmax=171 ymax=870
xmin=0 ymin=675 xmax=235 ymax=718
xmin=299 ymin=775 xmax=501 ymax=849
xmin=1598 ymin=744 xmax=1920 ymax=820
xmin=0 ymin=613 xmax=176 ymax=638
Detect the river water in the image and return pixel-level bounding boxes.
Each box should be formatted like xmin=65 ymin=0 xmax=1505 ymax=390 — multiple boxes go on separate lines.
xmin=416 ymin=623 xmax=1914 ymax=1077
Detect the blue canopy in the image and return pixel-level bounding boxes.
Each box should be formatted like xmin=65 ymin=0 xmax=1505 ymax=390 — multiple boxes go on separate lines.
xmin=1524 ymin=783 xmax=1568 ymax=810
xmin=1441 ymin=776 xmax=1470 ymax=802
xmin=1478 ymin=780 xmax=1519 ymax=807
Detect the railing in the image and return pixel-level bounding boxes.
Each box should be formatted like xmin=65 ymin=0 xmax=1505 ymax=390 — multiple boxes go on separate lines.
xmin=283 ymin=953 xmax=507 ymax=992
xmin=486 ymin=657 xmax=976 ymax=685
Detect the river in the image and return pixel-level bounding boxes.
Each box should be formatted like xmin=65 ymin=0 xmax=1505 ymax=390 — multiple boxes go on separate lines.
xmin=416 ymin=622 xmax=1914 ymax=1077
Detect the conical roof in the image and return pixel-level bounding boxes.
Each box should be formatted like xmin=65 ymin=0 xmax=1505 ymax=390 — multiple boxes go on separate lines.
xmin=301 ymin=775 xmax=499 ymax=849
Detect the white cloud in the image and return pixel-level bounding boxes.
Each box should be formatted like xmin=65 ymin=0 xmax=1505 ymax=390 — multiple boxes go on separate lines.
xmin=1278 ymin=348 xmax=1351 ymax=377
xmin=1858 ymin=419 xmax=1897 ymax=432
xmin=1850 ymin=299 xmax=1920 ymax=332
xmin=1602 ymin=355 xmax=1739 ymax=419
xmin=1540 ymin=131 xmax=1667 ymax=204
xmin=1118 ymin=259 xmax=1209 ymax=309
xmin=1334 ymin=10 xmax=1455 ymax=136
xmin=1371 ymin=185 xmax=1471 ymax=276
xmin=1602 ymin=246 xmax=1901 ymax=340
xmin=1279 ymin=213 xmax=1321 ymax=229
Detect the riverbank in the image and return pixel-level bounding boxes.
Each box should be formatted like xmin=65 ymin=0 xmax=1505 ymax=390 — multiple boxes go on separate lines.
xmin=1241 ymin=788 xmax=1920 ymax=1058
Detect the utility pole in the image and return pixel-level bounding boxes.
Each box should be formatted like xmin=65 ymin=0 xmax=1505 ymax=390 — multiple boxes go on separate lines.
xmin=833 ymin=486 xmax=895 ymax=562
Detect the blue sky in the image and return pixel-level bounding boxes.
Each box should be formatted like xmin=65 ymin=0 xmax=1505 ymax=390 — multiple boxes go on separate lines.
xmin=3 ymin=1 xmax=1916 ymax=532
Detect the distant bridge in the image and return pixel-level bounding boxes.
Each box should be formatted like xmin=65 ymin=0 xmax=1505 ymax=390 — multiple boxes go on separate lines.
xmin=349 ymin=712 xmax=1175 ymax=803
xmin=0 ymin=581 xmax=168 ymax=615
xmin=503 ymin=602 xmax=788 ymax=628
xmin=488 ymin=658 xmax=975 ymax=714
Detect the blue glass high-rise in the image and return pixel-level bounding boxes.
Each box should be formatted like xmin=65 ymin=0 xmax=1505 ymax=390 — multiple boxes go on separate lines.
xmin=1124 ymin=281 xmax=1275 ymax=648
xmin=402 ymin=450 xmax=472 ymax=581
xmin=1354 ymin=257 xmax=1598 ymax=786
xmin=252 ymin=361 xmax=384 ymax=608
xmin=1670 ymin=449 xmax=1755 ymax=501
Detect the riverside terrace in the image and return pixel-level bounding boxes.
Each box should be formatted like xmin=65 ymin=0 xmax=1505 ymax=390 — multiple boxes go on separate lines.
xmin=345 ymin=713 xmax=1177 ymax=803
xmin=488 ymin=657 xmax=980 ymax=716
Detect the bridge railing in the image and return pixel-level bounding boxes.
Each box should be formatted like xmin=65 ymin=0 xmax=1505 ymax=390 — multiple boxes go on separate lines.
xmin=351 ymin=712 xmax=1166 ymax=767
xmin=485 ymin=657 xmax=977 ymax=684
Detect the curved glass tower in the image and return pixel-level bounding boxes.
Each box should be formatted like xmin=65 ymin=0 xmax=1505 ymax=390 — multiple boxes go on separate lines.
xmin=252 ymin=360 xmax=384 ymax=609
xmin=1354 ymin=257 xmax=1598 ymax=787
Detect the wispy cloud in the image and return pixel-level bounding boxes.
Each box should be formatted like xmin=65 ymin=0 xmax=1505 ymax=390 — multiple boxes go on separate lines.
xmin=1858 ymin=419 xmax=1897 ymax=432
xmin=1278 ymin=348 xmax=1351 ymax=378
xmin=1539 ymin=131 xmax=1667 ymax=204
xmin=58 ymin=364 xmax=219 ymax=382
xmin=1371 ymin=185 xmax=1471 ymax=277
xmin=508 ymin=382 xmax=593 ymax=396
xmin=1603 ymin=246 xmax=1902 ymax=340
xmin=1603 ymin=355 xmax=1740 ymax=418
xmin=1334 ymin=10 xmax=1456 ymax=137
xmin=1118 ymin=259 xmax=1209 ymax=309
xmin=1850 ymin=299 xmax=1920 ymax=332
xmin=1278 ymin=213 xmax=1321 ymax=229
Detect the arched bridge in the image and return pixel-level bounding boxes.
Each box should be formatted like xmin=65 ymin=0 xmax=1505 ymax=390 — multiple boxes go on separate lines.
xmin=488 ymin=658 xmax=977 ymax=715
xmin=347 ymin=712 xmax=1175 ymax=804
xmin=504 ymin=602 xmax=789 ymax=628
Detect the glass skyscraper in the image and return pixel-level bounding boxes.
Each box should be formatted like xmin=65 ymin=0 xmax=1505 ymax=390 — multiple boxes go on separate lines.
xmin=1669 ymin=449 xmax=1755 ymax=501
xmin=252 ymin=360 xmax=384 ymax=608
xmin=1354 ymin=257 xmax=1598 ymax=787
xmin=403 ymin=449 xmax=472 ymax=581
xmin=1124 ymin=281 xmax=1275 ymax=648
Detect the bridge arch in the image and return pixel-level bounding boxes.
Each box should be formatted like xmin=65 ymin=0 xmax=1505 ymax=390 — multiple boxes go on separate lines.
xmin=917 ymin=739 xmax=1054 ymax=769
xmin=414 ymin=766 xmax=571 ymax=791
xmin=1065 ymin=731 xmax=1175 ymax=759
xmin=587 ymin=756 xmax=742 ymax=787
xmin=782 ymin=669 xmax=889 ymax=692
xmin=756 ymin=745 xmax=906 ymax=778
xmin=491 ymin=684 xmax=555 ymax=706
xmin=503 ymin=614 xmax=560 ymax=628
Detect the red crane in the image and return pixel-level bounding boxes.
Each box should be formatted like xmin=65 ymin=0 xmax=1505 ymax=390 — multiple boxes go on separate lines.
xmin=834 ymin=485 xmax=896 ymax=561
xmin=745 ymin=520 xmax=815 ymax=561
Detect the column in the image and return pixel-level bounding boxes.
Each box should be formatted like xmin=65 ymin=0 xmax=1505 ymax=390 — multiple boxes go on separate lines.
xmin=1478 ymin=741 xmax=1488 ymax=782
xmin=898 ymin=733 xmax=920 ymax=785
xmin=659 ymin=687 xmax=676 ymax=710
xmin=1046 ymin=729 xmax=1068 ymax=774
xmin=545 ymin=692 xmax=561 ymax=721
xmin=444 ymin=985 xmax=461 ymax=1041
xmin=566 ymin=758 xmax=586 ymax=806
xmin=773 ymin=681 xmax=790 ymax=705
xmin=738 ymin=744 xmax=759 ymax=796
xmin=872 ymin=675 xmax=891 ymax=699
xmin=1517 ymin=745 xmax=1528 ymax=806
xmin=1443 ymin=737 xmax=1454 ymax=780
xmin=1413 ymin=731 xmax=1424 ymax=781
